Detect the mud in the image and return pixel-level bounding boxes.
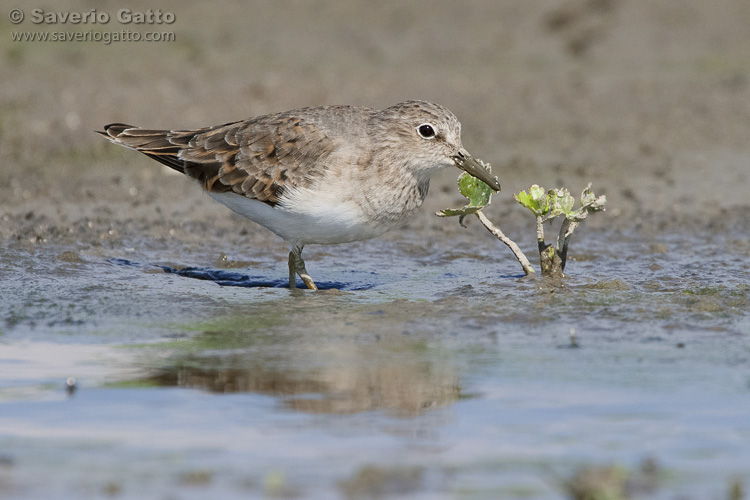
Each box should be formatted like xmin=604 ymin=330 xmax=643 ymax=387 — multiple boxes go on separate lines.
xmin=1 ymin=1 xmax=749 ymax=498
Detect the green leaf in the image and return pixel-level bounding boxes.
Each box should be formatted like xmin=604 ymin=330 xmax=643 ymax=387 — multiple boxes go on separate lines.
xmin=514 ymin=190 xmax=535 ymax=211
xmin=436 ymin=206 xmax=482 ymax=218
xmin=529 ymin=184 xmax=546 ymax=201
xmin=561 ymin=184 xmax=594 ymax=222
xmin=516 ymin=183 xmax=606 ymax=222
xmin=436 ymin=167 xmax=493 ymax=223
xmin=564 ymin=183 xmax=607 ymax=222
xmin=545 ymin=188 xmax=575 ymax=219
xmin=514 ymin=184 xmax=548 ymax=216
xmin=457 ymin=171 xmax=492 ymax=208
xmin=580 ymin=182 xmax=596 ymax=206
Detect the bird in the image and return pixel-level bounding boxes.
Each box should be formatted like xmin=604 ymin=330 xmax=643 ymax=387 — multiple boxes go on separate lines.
xmin=98 ymin=100 xmax=501 ymax=290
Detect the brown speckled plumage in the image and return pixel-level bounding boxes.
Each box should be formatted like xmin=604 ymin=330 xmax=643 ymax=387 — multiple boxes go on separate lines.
xmin=99 ymin=107 xmax=361 ymax=205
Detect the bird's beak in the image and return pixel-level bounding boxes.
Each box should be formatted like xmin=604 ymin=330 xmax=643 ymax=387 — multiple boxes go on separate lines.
xmin=452 ymin=149 xmax=501 ymax=191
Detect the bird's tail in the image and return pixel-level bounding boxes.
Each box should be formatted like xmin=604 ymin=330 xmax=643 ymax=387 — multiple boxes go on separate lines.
xmin=97 ymin=123 xmax=192 ymax=173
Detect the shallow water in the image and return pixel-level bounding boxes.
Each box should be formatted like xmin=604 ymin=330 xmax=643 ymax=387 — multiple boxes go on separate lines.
xmin=4 ymin=0 xmax=750 ymax=497
xmin=1 ymin=225 xmax=748 ymax=499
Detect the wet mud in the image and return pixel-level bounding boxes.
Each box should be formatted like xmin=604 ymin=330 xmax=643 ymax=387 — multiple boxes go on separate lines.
xmin=1 ymin=0 xmax=750 ymax=498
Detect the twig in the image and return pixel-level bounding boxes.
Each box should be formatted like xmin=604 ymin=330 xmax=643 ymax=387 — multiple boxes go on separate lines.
xmin=536 ymin=215 xmax=565 ymax=278
xmin=475 ymin=210 xmax=536 ymax=275
xmin=556 ymin=218 xmax=579 ymax=272
xmin=536 ymin=215 xmax=545 ymax=247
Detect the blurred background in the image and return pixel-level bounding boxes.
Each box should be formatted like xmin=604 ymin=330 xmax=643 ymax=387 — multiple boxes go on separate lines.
xmin=1 ymin=1 xmax=749 ymax=499
xmin=3 ymin=0 xmax=749 ymax=234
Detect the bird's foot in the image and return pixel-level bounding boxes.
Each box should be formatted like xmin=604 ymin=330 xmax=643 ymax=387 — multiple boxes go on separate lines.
xmin=298 ymin=271 xmax=318 ymax=290
xmin=288 ymin=245 xmax=318 ymax=290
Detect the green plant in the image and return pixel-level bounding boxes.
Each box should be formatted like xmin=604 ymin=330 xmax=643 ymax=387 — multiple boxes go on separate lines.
xmin=438 ymin=161 xmax=606 ymax=277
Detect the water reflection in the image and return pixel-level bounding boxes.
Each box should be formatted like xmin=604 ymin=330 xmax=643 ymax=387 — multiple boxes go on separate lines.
xmin=136 ymin=333 xmax=462 ymax=416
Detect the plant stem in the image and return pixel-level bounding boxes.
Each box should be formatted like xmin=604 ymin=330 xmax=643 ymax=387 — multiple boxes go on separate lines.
xmin=556 ymin=219 xmax=579 ymax=272
xmin=475 ymin=210 xmax=536 ymax=275
xmin=537 ymin=215 xmax=564 ymax=277
xmin=536 ymin=215 xmax=545 ymax=246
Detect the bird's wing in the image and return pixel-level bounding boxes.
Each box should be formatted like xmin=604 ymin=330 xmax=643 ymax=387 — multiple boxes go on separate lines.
xmin=99 ymin=113 xmax=339 ymax=206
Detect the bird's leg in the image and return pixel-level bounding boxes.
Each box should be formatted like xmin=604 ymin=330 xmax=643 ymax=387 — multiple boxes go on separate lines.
xmin=288 ymin=244 xmax=318 ymax=290
xmin=288 ymin=250 xmax=297 ymax=289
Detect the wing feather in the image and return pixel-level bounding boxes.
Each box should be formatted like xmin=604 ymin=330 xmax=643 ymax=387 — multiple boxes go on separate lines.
xmin=99 ymin=112 xmax=341 ymax=206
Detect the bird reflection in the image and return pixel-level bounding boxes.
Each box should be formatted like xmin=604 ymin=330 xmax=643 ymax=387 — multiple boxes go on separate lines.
xmin=141 ymin=350 xmax=461 ymax=416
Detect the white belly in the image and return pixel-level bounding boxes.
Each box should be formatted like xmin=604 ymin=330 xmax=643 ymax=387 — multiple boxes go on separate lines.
xmin=208 ymin=190 xmax=395 ymax=245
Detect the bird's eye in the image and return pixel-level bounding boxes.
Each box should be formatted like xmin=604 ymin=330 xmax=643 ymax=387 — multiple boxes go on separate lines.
xmin=417 ymin=123 xmax=436 ymax=139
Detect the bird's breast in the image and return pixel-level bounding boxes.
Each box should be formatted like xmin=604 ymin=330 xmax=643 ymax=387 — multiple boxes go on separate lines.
xmin=209 ymin=189 xmax=397 ymax=245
